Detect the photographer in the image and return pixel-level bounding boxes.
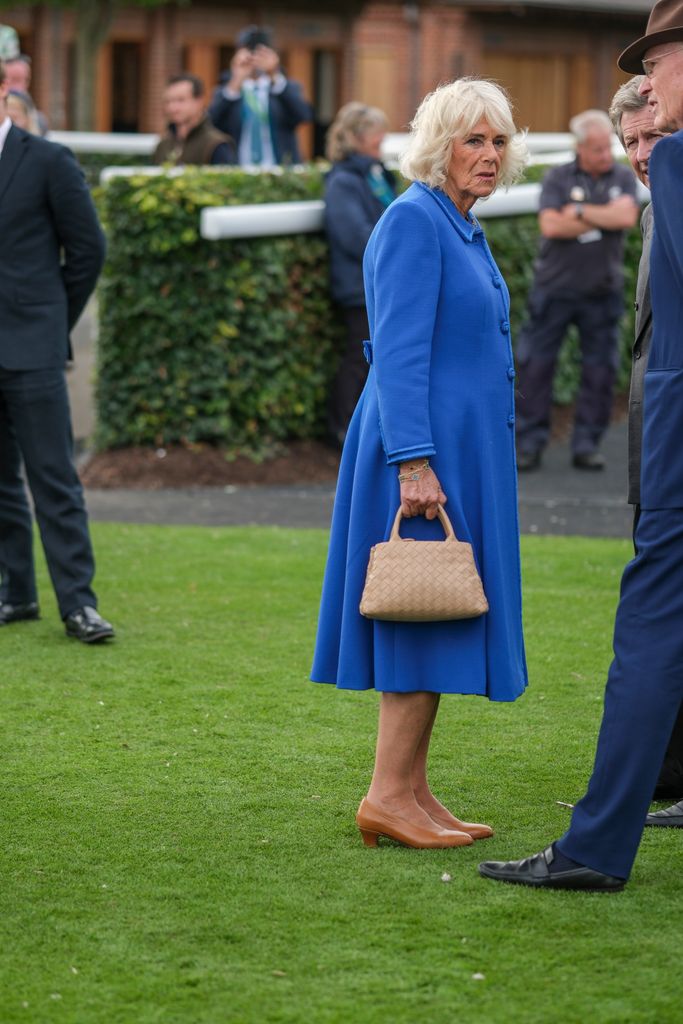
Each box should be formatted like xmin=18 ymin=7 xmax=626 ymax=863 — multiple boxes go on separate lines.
xmin=208 ymin=26 xmax=313 ymax=167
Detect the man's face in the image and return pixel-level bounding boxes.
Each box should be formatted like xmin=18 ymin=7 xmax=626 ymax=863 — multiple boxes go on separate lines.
xmin=620 ymin=105 xmax=666 ymax=188
xmin=163 ymin=81 xmax=203 ymax=130
xmin=4 ymin=59 xmax=30 ymax=92
xmin=576 ymin=129 xmax=614 ymax=175
xmin=639 ymin=43 xmax=683 ymax=132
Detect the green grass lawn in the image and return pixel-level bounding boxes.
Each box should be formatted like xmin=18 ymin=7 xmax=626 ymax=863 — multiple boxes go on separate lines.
xmin=1 ymin=524 xmax=679 ymax=1024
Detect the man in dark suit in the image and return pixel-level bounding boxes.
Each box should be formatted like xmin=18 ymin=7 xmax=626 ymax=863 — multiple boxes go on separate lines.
xmin=208 ymin=26 xmax=313 ymax=167
xmin=478 ymin=0 xmax=683 ymax=891
xmin=610 ymin=75 xmax=683 ymax=808
xmin=0 ymin=58 xmax=114 ymax=643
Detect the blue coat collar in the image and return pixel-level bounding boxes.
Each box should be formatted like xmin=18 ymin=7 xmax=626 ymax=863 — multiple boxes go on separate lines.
xmin=414 ymin=182 xmax=483 ymax=242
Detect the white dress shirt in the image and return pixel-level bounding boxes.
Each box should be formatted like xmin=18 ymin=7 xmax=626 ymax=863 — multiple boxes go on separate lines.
xmin=223 ymin=73 xmax=287 ymax=168
xmin=0 ymin=115 xmax=12 ymax=159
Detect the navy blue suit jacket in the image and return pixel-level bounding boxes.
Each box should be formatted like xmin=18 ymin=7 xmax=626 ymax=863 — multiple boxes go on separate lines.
xmin=0 ymin=125 xmax=106 ymax=370
xmin=641 ymin=131 xmax=683 ymax=508
xmin=208 ymin=79 xmax=313 ymax=165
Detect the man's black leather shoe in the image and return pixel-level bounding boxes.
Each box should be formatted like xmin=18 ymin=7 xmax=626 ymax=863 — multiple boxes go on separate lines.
xmin=0 ymin=601 xmax=40 ymax=625
xmin=479 ymin=845 xmax=625 ymax=891
xmin=64 ymin=606 xmax=115 ymax=644
xmin=572 ymin=452 xmax=606 ymax=471
xmin=645 ymin=799 xmax=683 ymax=827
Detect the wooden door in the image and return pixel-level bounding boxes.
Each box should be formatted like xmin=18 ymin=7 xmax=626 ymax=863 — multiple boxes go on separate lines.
xmin=481 ymin=51 xmax=595 ymax=132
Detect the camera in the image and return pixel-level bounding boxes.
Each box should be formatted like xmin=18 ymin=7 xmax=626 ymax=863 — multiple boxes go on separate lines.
xmin=237 ymin=26 xmax=272 ymax=51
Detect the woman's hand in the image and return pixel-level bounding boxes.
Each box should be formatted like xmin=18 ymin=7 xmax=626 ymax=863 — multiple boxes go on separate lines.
xmin=399 ymin=462 xmax=447 ymax=520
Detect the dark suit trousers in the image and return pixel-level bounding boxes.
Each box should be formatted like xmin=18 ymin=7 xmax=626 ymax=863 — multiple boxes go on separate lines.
xmin=515 ymin=288 xmax=622 ymax=456
xmin=557 ymin=508 xmax=683 ymax=879
xmin=0 ymin=366 xmax=96 ymax=617
xmin=327 ymin=306 xmax=370 ymax=446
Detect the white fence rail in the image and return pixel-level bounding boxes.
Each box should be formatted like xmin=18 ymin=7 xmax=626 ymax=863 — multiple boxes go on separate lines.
xmin=198 ymin=179 xmax=649 ymax=239
xmin=201 ymin=200 xmax=326 ymax=239
xmin=47 ymin=130 xmax=159 ymax=154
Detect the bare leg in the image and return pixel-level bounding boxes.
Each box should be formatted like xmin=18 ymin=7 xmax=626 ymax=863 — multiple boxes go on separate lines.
xmin=365 ymin=691 xmax=444 ymax=830
xmin=411 ymin=696 xmax=494 ymax=838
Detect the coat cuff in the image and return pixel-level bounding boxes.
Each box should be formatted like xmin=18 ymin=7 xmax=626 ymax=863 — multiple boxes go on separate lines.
xmin=385 ymin=444 xmax=436 ymax=466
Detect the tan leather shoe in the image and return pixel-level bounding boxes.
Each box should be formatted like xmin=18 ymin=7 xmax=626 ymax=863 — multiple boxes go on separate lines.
xmin=356 ymin=797 xmax=474 ymax=849
xmin=429 ymin=813 xmax=494 ymax=841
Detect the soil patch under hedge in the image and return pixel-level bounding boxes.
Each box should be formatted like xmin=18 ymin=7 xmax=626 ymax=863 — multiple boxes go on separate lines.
xmin=80 ymin=397 xmax=627 ymax=490
xmin=80 ymin=440 xmax=342 ymax=490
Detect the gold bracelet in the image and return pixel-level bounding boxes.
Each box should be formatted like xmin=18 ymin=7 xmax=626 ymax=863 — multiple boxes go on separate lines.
xmin=397 ymin=459 xmax=430 ymax=483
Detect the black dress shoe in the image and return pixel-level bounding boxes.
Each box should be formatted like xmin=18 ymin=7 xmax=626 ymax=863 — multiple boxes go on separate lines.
xmin=572 ymin=452 xmax=606 ymax=471
xmin=479 ymin=845 xmax=625 ymax=891
xmin=0 ymin=601 xmax=40 ymax=625
xmin=64 ymin=606 xmax=115 ymax=644
xmin=517 ymin=450 xmax=542 ymax=472
xmin=645 ymin=799 xmax=683 ymax=827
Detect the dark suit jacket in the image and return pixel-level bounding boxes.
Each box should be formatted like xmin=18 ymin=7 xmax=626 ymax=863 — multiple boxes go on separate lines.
xmin=0 ymin=125 xmax=106 ymax=371
xmin=641 ymin=131 xmax=683 ymax=508
xmin=324 ymin=154 xmax=396 ymax=307
xmin=628 ymin=202 xmax=653 ymax=506
xmin=208 ymin=79 xmax=313 ymax=165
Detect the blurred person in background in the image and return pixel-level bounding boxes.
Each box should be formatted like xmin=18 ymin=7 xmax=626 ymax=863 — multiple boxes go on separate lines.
xmin=311 ymin=78 xmax=528 ymax=850
xmin=7 ymin=88 xmax=38 ymax=134
xmin=209 ymin=26 xmax=313 ymax=167
xmin=324 ymin=102 xmax=397 ymax=449
xmin=153 ymin=73 xmax=235 ymax=166
xmin=3 ymin=54 xmax=47 ymax=134
xmin=515 ymin=109 xmax=639 ymax=472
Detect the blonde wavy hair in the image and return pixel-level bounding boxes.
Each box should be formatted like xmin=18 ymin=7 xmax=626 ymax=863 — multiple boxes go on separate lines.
xmin=326 ymin=102 xmax=389 ymax=163
xmin=400 ymin=78 xmax=528 ymax=190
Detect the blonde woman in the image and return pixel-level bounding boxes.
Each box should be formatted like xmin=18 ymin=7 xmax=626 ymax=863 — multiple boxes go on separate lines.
xmin=324 ymin=102 xmax=397 ymax=448
xmin=312 ymin=79 xmax=529 ymax=849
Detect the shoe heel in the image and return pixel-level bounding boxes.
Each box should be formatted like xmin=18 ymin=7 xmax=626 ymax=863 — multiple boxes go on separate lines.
xmin=359 ymin=827 xmax=379 ymax=847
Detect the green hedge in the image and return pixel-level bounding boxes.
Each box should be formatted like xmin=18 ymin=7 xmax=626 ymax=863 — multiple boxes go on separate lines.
xmin=96 ymin=167 xmax=342 ymax=453
xmin=95 ymin=166 xmax=641 ymax=452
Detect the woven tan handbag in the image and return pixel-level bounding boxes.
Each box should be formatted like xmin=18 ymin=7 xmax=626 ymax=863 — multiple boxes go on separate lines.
xmin=359 ymin=505 xmax=489 ymax=622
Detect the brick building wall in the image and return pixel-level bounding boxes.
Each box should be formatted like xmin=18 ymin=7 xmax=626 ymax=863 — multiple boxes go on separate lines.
xmin=0 ymin=2 xmax=648 ymax=143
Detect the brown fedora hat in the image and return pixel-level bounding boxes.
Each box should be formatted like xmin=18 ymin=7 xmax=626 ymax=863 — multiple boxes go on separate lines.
xmin=619 ymin=0 xmax=683 ymax=73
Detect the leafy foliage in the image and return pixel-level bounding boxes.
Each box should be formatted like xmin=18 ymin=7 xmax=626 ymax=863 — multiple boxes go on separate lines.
xmin=96 ymin=166 xmax=642 ymax=453
xmin=96 ymin=167 xmax=342 ymax=452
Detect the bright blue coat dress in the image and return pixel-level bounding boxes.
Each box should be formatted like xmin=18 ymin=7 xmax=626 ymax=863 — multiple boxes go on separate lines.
xmin=311 ymin=182 xmax=528 ymax=699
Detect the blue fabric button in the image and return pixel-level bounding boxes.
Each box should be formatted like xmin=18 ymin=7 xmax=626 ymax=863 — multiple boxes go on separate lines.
xmin=362 ymin=340 xmax=373 ymax=365
xmin=492 ymin=275 xmax=502 ymax=289
xmin=507 ymin=367 xmax=516 ymax=380
xmin=500 ymin=320 xmax=510 ymax=334
xmin=507 ymin=414 xmax=515 ymax=427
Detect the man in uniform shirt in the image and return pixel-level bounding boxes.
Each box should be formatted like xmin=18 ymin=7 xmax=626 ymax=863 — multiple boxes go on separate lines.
xmin=515 ymin=109 xmax=639 ymax=472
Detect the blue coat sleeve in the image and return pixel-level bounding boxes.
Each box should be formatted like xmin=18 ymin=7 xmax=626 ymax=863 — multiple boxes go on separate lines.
xmin=365 ymin=200 xmax=440 ymax=465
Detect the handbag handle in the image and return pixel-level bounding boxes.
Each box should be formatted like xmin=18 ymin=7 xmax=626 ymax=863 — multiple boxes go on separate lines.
xmin=389 ymin=504 xmax=457 ymax=542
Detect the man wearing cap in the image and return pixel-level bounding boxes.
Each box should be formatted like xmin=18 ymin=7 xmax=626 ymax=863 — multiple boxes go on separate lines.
xmin=478 ymin=0 xmax=683 ymax=891
xmin=209 ymin=26 xmax=313 ymax=167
